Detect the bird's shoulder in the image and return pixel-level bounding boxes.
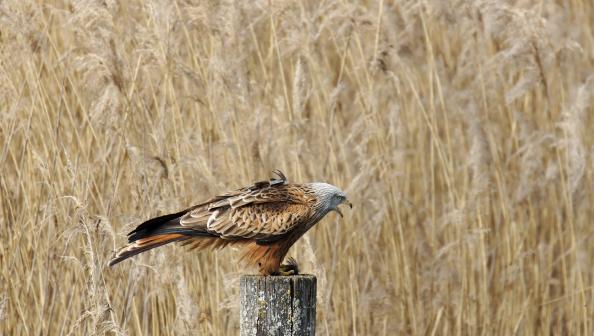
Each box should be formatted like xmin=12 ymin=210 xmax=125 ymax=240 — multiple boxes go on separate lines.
xmin=180 ymin=174 xmax=317 ymax=224
xmin=211 ymin=178 xmax=317 ymax=209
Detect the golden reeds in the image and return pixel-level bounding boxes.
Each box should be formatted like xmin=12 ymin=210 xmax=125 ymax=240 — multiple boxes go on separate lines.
xmin=1 ymin=0 xmax=593 ymax=334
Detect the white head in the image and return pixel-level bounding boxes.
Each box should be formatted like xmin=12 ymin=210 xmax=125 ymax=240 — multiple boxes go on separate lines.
xmin=308 ymin=182 xmax=352 ymax=217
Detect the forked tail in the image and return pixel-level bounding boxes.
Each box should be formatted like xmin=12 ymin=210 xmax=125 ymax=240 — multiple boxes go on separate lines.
xmin=108 ymin=233 xmax=189 ymax=266
xmin=108 ymin=209 xmax=217 ymax=266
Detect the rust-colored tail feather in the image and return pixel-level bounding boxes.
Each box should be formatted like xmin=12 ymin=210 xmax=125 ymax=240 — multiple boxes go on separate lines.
xmin=109 ymin=233 xmax=189 ymax=266
xmin=109 ymin=206 xmax=222 ymax=266
xmin=181 ymin=237 xmax=226 ymax=251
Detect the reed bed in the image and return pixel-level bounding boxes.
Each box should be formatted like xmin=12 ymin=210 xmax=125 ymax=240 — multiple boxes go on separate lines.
xmin=1 ymin=0 xmax=593 ymax=334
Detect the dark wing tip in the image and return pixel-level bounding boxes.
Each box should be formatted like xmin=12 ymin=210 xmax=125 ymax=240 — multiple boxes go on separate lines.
xmin=126 ymin=208 xmax=190 ymax=243
xmin=246 ymin=170 xmax=287 ymax=191
xmin=271 ymin=170 xmax=288 ymax=184
xmin=108 ymin=256 xmax=122 ymax=267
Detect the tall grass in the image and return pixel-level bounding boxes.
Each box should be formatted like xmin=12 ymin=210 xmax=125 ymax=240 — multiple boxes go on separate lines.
xmin=1 ymin=0 xmax=593 ymax=334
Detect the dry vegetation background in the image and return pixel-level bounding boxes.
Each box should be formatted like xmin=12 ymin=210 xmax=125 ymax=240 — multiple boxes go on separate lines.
xmin=0 ymin=0 xmax=593 ymax=335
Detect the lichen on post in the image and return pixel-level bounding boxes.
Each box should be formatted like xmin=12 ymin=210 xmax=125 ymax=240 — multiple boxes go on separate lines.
xmin=240 ymin=275 xmax=316 ymax=336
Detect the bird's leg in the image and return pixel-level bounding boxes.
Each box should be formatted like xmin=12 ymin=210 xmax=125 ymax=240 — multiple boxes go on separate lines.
xmin=278 ymin=257 xmax=300 ymax=275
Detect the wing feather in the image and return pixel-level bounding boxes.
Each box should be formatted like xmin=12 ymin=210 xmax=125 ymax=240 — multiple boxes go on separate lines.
xmin=210 ymin=202 xmax=312 ymax=239
xmin=109 ymin=171 xmax=318 ymax=267
xmin=176 ymin=175 xmax=315 ymax=241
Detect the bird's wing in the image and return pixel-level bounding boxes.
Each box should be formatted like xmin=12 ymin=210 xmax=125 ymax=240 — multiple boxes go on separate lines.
xmin=207 ymin=201 xmax=313 ymax=239
xmin=179 ymin=173 xmax=315 ymax=241
xmin=110 ymin=171 xmax=314 ymax=266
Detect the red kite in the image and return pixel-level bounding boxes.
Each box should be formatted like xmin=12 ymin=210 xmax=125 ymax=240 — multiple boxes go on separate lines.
xmin=109 ymin=171 xmax=352 ymax=275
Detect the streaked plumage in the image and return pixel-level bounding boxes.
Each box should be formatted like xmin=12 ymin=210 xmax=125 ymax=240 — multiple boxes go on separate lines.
xmin=109 ymin=171 xmax=352 ymax=275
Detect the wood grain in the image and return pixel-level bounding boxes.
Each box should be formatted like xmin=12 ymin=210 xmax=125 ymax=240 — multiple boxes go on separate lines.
xmin=240 ymin=275 xmax=316 ymax=336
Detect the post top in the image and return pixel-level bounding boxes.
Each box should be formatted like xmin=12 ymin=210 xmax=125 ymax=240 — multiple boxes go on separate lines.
xmin=240 ymin=274 xmax=316 ymax=280
xmin=240 ymin=273 xmax=317 ymax=335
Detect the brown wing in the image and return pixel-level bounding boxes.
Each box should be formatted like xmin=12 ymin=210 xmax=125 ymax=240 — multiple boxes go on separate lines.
xmin=178 ymin=174 xmax=315 ymax=241
xmin=206 ymin=201 xmax=313 ymax=239
xmin=109 ymin=170 xmax=316 ymax=267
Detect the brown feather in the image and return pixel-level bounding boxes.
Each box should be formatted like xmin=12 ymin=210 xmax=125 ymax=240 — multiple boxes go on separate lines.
xmin=180 ymin=237 xmax=234 ymax=251
xmin=239 ymin=242 xmax=287 ymax=275
xmin=109 ymin=233 xmax=188 ymax=266
xmin=109 ymin=171 xmax=330 ymax=275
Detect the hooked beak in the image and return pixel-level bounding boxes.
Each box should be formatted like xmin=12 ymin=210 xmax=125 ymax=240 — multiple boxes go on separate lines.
xmin=345 ymin=199 xmax=353 ymax=209
xmin=334 ymin=199 xmax=353 ymax=218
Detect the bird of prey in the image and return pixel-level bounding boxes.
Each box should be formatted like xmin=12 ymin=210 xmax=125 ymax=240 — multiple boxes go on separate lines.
xmin=109 ymin=170 xmax=352 ymax=275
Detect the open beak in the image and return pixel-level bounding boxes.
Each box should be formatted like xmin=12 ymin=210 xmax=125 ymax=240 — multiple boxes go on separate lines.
xmin=334 ymin=199 xmax=353 ymax=218
xmin=335 ymin=208 xmax=344 ymax=217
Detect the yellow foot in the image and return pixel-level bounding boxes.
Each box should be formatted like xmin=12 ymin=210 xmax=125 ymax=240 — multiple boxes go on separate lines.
xmin=278 ymin=257 xmax=300 ymax=275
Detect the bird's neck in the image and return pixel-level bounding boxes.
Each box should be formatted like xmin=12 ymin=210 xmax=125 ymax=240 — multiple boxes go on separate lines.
xmin=309 ymin=202 xmax=332 ymax=226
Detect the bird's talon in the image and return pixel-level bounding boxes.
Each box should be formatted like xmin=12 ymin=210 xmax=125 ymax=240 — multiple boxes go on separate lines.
xmin=279 ymin=257 xmax=300 ymax=275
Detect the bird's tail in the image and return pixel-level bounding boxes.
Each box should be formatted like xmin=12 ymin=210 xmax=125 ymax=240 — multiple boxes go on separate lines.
xmin=108 ymin=208 xmax=217 ymax=266
xmin=108 ymin=233 xmax=189 ymax=266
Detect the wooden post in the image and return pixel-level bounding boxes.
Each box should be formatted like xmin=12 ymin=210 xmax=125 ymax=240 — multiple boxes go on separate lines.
xmin=240 ymin=275 xmax=316 ymax=336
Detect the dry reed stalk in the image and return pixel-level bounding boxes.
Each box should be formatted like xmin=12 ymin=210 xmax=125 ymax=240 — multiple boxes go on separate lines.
xmin=0 ymin=0 xmax=593 ymax=335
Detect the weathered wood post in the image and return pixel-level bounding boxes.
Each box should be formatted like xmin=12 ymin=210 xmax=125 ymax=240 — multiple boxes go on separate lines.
xmin=240 ymin=275 xmax=316 ymax=336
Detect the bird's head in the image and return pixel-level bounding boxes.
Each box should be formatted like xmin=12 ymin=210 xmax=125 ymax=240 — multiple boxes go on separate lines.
xmin=309 ymin=183 xmax=353 ymax=218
